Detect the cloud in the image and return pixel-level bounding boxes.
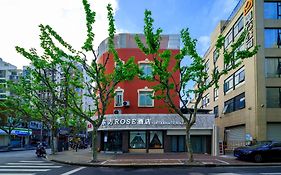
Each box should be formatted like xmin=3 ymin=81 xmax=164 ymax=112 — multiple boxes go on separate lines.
xmin=197 ymin=36 xmax=210 ymax=56
xmin=0 ymin=0 xmax=119 ymax=69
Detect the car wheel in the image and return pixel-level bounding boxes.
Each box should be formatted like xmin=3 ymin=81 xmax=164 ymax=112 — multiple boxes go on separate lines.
xmin=254 ymin=154 xmax=263 ymax=163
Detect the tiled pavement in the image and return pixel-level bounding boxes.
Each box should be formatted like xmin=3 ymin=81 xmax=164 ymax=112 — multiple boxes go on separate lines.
xmin=46 ymin=148 xmax=281 ymax=167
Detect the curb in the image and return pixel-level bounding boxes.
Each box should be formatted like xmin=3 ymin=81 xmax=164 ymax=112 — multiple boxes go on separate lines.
xmin=47 ymin=157 xmax=281 ymax=168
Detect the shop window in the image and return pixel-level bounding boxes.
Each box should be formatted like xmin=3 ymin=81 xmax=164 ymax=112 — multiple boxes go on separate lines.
xmin=149 ymin=131 xmax=163 ymax=149
xmin=129 ymin=131 xmax=146 ymax=149
xmin=265 ymin=58 xmax=281 ymax=78
xmin=264 ymin=2 xmax=281 ymax=19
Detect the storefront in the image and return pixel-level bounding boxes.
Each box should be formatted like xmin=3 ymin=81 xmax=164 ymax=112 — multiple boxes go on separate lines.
xmin=88 ymin=114 xmax=216 ymax=154
xmin=0 ymin=128 xmax=32 ymax=147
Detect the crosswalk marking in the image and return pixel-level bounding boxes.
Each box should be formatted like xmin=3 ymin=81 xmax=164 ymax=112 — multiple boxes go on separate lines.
xmin=0 ymin=169 xmax=50 ymax=172
xmin=0 ymin=160 xmax=61 ymax=174
xmin=60 ymin=167 xmax=86 ymax=175
xmin=6 ymin=163 xmax=54 ymax=166
xmin=0 ymin=173 xmax=34 ymax=175
xmin=0 ymin=165 xmax=61 ymax=168
xmin=19 ymin=161 xmax=45 ymax=163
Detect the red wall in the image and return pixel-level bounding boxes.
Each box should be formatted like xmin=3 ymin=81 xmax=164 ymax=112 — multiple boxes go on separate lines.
xmin=98 ymin=48 xmax=180 ymax=115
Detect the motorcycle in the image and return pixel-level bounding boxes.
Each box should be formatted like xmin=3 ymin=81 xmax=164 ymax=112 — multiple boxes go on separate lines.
xmin=36 ymin=144 xmax=46 ymax=158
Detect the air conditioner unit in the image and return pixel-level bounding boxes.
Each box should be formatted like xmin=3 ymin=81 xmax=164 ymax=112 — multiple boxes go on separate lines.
xmin=123 ymin=101 xmax=130 ymax=107
xmin=113 ymin=109 xmax=122 ymax=114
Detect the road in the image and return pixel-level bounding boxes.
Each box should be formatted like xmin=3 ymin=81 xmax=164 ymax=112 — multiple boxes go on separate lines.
xmin=0 ymin=150 xmax=281 ymax=175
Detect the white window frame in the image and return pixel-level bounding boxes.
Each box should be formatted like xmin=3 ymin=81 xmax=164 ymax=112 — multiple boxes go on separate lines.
xmin=114 ymin=58 xmax=125 ymax=68
xmin=234 ymin=67 xmax=245 ymax=88
xmin=114 ymin=87 xmax=124 ymax=107
xmin=138 ymin=87 xmax=154 ymax=107
xmin=138 ymin=59 xmax=153 ymax=77
xmin=224 ymin=76 xmax=234 ymax=94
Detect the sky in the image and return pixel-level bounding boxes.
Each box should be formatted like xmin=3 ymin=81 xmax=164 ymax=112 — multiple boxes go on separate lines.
xmin=0 ymin=0 xmax=239 ymax=69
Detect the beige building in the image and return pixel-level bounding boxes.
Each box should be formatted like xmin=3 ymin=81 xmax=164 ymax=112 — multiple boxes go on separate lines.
xmin=200 ymin=0 xmax=281 ymax=151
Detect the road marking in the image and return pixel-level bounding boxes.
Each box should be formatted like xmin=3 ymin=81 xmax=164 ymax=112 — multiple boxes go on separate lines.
xmin=260 ymin=173 xmax=281 ymax=175
xmin=0 ymin=166 xmax=61 ymax=168
xmin=6 ymin=163 xmax=54 ymax=166
xmin=0 ymin=169 xmax=50 ymax=172
xmin=60 ymin=167 xmax=86 ymax=175
xmin=0 ymin=173 xmax=34 ymax=175
xmin=19 ymin=161 xmax=45 ymax=163
xmin=215 ymin=159 xmax=230 ymax=164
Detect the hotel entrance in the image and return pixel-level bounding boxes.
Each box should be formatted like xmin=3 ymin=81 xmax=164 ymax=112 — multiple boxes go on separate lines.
xmin=102 ymin=131 xmax=122 ymax=152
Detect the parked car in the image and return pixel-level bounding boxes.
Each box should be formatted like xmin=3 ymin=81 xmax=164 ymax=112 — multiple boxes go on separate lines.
xmin=234 ymin=141 xmax=281 ymax=163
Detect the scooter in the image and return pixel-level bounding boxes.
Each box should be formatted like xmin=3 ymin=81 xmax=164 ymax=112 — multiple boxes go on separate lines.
xmin=36 ymin=144 xmax=46 ymax=158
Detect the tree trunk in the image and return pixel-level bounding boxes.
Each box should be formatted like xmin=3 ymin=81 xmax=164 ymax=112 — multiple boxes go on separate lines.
xmin=91 ymin=126 xmax=98 ymax=162
xmin=185 ymin=124 xmax=194 ymax=162
xmin=50 ymin=128 xmax=56 ymax=155
xmin=7 ymin=133 xmax=12 ymax=151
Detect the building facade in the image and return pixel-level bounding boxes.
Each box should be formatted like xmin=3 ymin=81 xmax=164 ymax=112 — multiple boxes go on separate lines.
xmin=0 ymin=58 xmax=32 ymax=148
xmin=87 ymin=33 xmax=216 ymax=154
xmin=200 ymin=0 xmax=281 ymax=152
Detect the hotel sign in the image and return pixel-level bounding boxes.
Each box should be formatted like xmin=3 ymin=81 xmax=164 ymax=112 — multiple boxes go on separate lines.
xmin=244 ymin=0 xmax=253 ymax=16
xmin=86 ymin=114 xmax=215 ymax=131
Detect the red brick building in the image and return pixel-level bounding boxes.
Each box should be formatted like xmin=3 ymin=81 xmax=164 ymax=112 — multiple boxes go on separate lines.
xmin=88 ymin=33 xmax=215 ymax=154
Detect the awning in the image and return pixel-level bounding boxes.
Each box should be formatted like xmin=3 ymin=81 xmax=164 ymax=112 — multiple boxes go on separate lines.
xmin=0 ymin=128 xmax=32 ymax=136
xmin=87 ymin=114 xmax=215 ymax=131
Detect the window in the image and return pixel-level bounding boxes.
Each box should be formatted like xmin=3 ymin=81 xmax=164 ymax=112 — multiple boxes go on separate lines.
xmin=234 ymin=67 xmax=245 ymax=86
xmin=214 ymin=106 xmax=219 ymax=118
xmin=265 ymin=29 xmax=281 ymax=48
xmin=234 ymin=44 xmax=246 ymax=65
xmin=130 ymin=131 xmax=146 ymax=149
xmin=264 ymin=2 xmax=281 ymax=19
xmin=233 ymin=16 xmax=244 ymax=37
xmin=139 ymin=63 xmax=152 ymax=77
xmin=149 ymin=131 xmax=163 ymax=149
xmin=213 ymin=50 xmax=219 ymax=64
xmin=0 ymin=70 xmax=6 ymax=78
xmin=114 ymin=90 xmax=123 ymax=107
xmin=202 ymin=93 xmax=210 ymax=108
xmin=266 ymin=87 xmax=281 ymax=108
xmin=224 ymin=30 xmax=233 ymax=48
xmin=235 ymin=93 xmax=245 ymax=110
xmin=214 ymin=88 xmax=219 ymax=101
xmin=204 ymin=59 xmax=210 ymax=73
xmin=138 ymin=90 xmax=153 ymax=107
xmin=224 ymin=98 xmax=234 ymax=114
xmin=224 ymin=67 xmax=245 ymax=94
xmin=223 ymin=93 xmax=245 ymax=114
xmin=265 ymin=58 xmax=281 ymax=78
xmin=224 ymin=76 xmax=234 ymax=93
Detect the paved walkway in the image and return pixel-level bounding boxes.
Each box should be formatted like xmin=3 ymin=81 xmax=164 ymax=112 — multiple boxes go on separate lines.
xmin=46 ymin=148 xmax=281 ymax=167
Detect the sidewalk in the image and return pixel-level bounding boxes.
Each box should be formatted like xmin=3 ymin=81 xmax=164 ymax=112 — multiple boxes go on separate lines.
xmin=47 ymin=148 xmax=281 ymax=167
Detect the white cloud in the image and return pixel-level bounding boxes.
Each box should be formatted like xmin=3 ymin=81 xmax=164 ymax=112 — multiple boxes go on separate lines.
xmin=197 ymin=36 xmax=210 ymax=56
xmin=0 ymin=0 xmax=119 ymax=69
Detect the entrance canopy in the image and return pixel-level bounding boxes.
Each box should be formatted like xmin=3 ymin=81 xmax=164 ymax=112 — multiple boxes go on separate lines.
xmin=87 ymin=114 xmax=214 ymax=131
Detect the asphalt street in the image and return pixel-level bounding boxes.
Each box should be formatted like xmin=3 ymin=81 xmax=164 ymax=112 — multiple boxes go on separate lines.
xmin=0 ymin=150 xmax=281 ymax=175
